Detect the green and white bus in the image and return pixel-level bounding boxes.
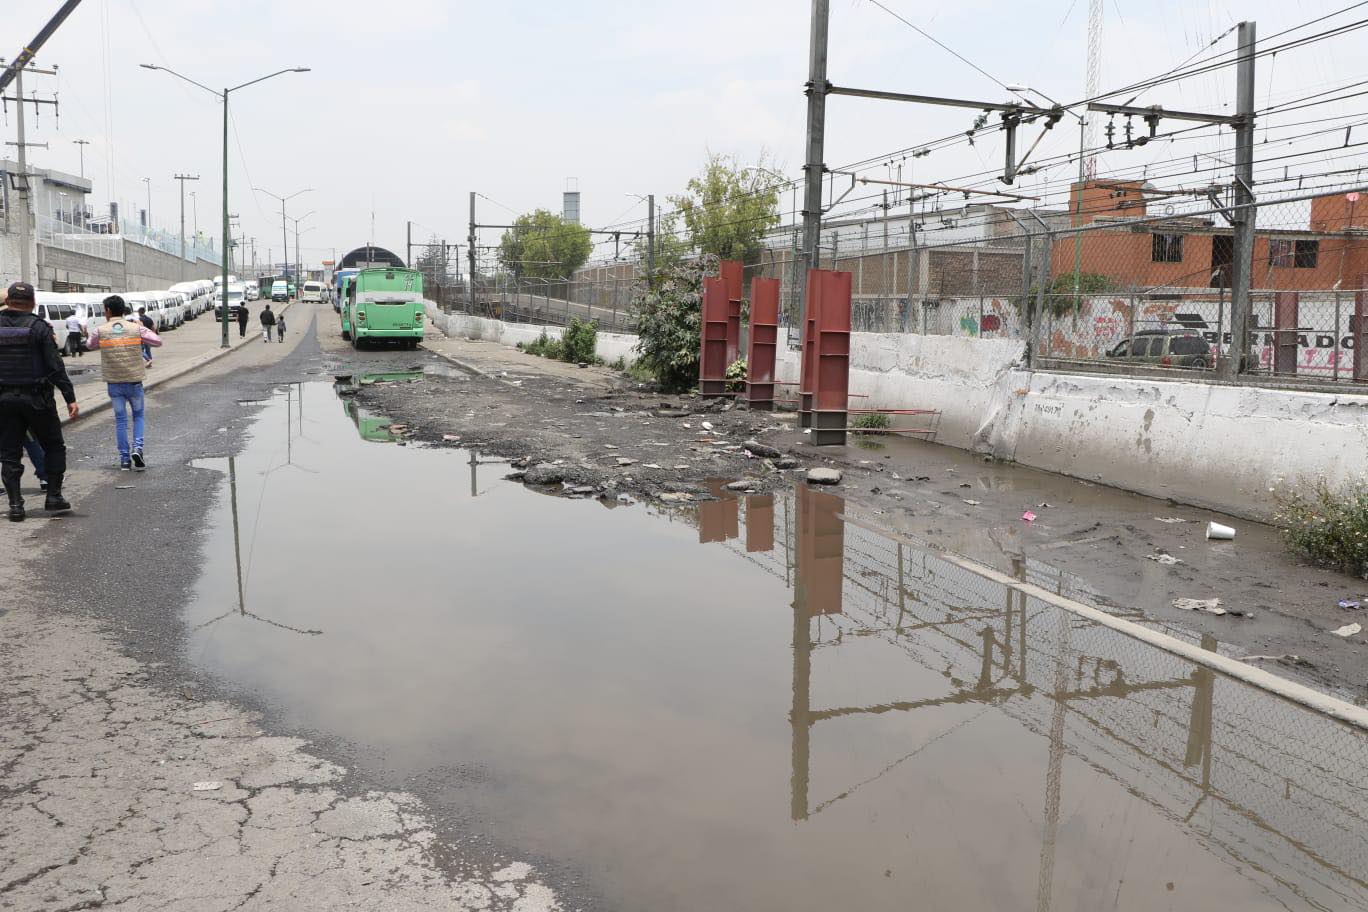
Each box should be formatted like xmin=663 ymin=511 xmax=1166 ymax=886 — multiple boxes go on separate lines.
xmin=344 ymin=267 xmax=425 ymax=349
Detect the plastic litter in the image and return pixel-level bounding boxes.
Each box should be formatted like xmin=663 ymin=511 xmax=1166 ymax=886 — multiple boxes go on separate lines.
xmin=192 ymin=781 xmax=222 ymax=792
xmin=1021 ymin=511 xmax=1037 ymax=522
xmin=701 ymin=421 xmax=714 ymax=431
xmin=1206 ymin=522 xmax=1236 ymax=540
xmin=963 ymin=499 xmax=981 ymax=506
xmin=1338 ymin=599 xmax=1362 ymax=610
xmin=1331 ymin=623 xmax=1362 ymax=638
xmin=1146 ymin=553 xmax=1182 ymax=565
xmin=1173 ymin=597 xmax=1225 ymax=615
xmin=1154 ymin=517 xmax=1187 ymax=524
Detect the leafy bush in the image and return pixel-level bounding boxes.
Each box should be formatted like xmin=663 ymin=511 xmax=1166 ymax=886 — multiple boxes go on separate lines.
xmin=726 ymin=359 xmax=747 ymax=393
xmin=561 ymin=318 xmax=598 ymax=364
xmin=1277 ymin=479 xmax=1368 ymax=577
xmin=1017 ymin=271 xmax=1113 ymax=317
xmin=631 ymin=256 xmax=716 ymax=391
xmin=523 ymin=331 xmax=564 ymax=360
xmin=852 ymin=412 xmax=891 ymax=432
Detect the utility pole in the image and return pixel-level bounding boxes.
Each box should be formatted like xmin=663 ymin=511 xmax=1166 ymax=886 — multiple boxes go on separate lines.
xmin=800 ymin=0 xmax=831 ymax=329
xmin=406 ymin=220 xmax=412 ymax=268
xmin=13 ymin=66 xmax=33 ymax=282
xmin=72 ymin=138 xmax=89 ymax=177
xmin=142 ymin=177 xmax=153 ymax=231
xmin=1225 ymin=20 xmax=1257 ymax=379
xmin=647 ymin=193 xmax=656 ymax=280
xmin=190 ymin=191 xmax=197 ymax=237
xmin=174 ymin=173 xmax=199 ymax=260
xmin=468 ymin=192 xmax=477 ymax=306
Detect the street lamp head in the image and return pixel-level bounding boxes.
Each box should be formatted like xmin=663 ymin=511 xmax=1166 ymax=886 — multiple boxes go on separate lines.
xmin=139 ymin=63 xmax=160 ymax=71
xmin=292 ymin=67 xmax=311 ymax=73
xmin=1005 ymin=83 xmax=1030 ymax=94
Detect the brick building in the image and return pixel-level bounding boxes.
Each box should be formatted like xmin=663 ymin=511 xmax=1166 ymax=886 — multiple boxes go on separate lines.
xmin=1050 ymin=180 xmax=1368 ymax=293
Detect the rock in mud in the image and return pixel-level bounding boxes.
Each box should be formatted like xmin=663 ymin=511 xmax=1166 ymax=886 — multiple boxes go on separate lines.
xmin=807 ymin=468 xmax=843 ymax=486
xmin=524 ymin=464 xmax=567 ymax=485
xmin=774 ymin=456 xmax=800 ymax=470
xmin=743 ymin=439 xmax=782 ymax=459
xmin=725 ymin=478 xmax=760 ymax=492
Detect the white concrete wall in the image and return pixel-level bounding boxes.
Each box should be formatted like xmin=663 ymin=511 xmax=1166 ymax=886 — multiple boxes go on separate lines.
xmin=424 ymin=303 xmax=640 ymax=365
xmin=777 ymin=333 xmax=1026 ymax=451
xmin=983 ymin=373 xmax=1368 ymax=520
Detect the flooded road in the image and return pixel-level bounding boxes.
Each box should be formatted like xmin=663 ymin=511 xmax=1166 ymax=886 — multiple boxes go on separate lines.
xmin=182 ymin=379 xmax=1368 ymax=911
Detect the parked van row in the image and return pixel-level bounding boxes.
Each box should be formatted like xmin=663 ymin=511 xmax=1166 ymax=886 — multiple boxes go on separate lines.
xmin=30 ymin=278 xmax=218 ymax=356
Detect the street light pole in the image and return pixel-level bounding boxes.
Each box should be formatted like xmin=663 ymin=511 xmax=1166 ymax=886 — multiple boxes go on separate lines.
xmin=140 ymin=63 xmax=310 ymax=348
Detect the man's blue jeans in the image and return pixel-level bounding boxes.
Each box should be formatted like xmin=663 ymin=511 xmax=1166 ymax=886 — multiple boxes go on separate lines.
xmin=107 ymin=382 xmax=145 ymax=461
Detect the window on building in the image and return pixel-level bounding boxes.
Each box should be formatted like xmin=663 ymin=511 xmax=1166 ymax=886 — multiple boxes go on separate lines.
xmin=1295 ymin=239 xmax=1319 ymax=268
xmin=1268 ymin=239 xmax=1294 ymax=267
xmin=1269 ymin=238 xmax=1320 ymax=268
xmin=1151 ymin=233 xmax=1184 ymax=263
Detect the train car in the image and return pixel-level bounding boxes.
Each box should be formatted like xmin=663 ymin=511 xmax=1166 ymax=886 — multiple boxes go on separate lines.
xmin=346 ymin=267 xmax=424 ymax=349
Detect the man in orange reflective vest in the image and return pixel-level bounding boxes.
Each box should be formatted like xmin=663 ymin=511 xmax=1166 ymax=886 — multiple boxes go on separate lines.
xmin=86 ymin=295 xmax=162 ymax=471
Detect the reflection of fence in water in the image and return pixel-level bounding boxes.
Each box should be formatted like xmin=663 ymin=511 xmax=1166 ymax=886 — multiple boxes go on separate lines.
xmin=693 ymin=490 xmax=1368 ymax=907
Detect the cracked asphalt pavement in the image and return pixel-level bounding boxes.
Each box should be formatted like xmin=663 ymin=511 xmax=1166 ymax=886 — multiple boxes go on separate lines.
xmin=0 ymin=306 xmax=559 ymax=911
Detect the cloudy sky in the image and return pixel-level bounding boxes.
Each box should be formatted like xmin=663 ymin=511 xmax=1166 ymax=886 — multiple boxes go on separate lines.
xmin=8 ymin=0 xmax=1364 ymax=269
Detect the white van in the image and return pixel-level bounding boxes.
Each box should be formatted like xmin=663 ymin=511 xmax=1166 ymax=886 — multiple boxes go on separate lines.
xmin=301 ymin=281 xmax=325 ymax=303
xmin=32 ymin=292 xmax=74 ymax=353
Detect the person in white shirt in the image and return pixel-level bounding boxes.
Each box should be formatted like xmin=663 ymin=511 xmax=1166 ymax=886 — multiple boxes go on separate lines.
xmin=64 ymin=312 xmax=84 ymax=357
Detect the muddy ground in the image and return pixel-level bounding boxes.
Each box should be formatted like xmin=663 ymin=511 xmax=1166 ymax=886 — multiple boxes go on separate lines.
xmin=343 ymin=333 xmax=1368 ymax=700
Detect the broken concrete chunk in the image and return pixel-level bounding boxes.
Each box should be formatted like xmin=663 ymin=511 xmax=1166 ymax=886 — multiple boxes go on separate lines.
xmin=615 ymin=457 xmax=638 ymax=467
xmin=523 ymin=464 xmax=567 ymax=485
xmin=725 ymin=479 xmax=760 ymax=492
xmin=1173 ymin=597 xmax=1225 ymax=615
xmin=775 ymin=456 xmax=800 ymax=470
xmin=1331 ymin=622 xmax=1362 ymax=638
xmin=743 ymin=439 xmax=781 ymax=459
xmin=807 ymin=468 xmax=842 ymax=486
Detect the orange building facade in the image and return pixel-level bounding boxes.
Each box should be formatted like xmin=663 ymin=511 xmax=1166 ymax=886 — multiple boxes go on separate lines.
xmin=1050 ymin=182 xmax=1368 ymax=294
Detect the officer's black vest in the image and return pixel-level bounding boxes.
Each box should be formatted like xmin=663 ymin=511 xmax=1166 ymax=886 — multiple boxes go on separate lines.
xmin=0 ymin=312 xmax=47 ymax=387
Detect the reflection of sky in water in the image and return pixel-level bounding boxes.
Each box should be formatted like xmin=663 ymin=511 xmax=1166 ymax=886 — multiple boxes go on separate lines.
xmin=183 ymin=382 xmax=1368 ymax=912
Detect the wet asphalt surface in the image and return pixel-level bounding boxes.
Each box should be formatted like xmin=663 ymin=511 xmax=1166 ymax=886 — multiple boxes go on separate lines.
xmin=18 ymin=313 xmax=588 ymax=901
xmin=11 ymin=305 xmax=1368 ymax=911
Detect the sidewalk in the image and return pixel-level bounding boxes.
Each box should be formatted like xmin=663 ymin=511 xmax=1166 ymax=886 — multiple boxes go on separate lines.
xmin=421 ymin=329 xmax=620 ymax=391
xmin=68 ymin=301 xmax=293 ymax=424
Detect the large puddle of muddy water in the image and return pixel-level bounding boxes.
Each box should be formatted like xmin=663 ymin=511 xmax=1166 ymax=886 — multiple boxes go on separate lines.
xmin=184 ymin=380 xmax=1368 ymax=911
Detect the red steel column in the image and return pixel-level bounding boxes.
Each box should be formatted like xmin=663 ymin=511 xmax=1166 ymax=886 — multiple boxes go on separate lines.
xmin=699 ymin=276 xmax=730 ymax=396
xmin=721 ymin=259 xmax=743 ymax=365
xmin=746 ymin=277 xmax=780 ymax=410
xmin=799 ymin=269 xmax=822 ymax=428
xmin=811 ymin=269 xmax=852 ymax=446
xmin=1274 ymin=291 xmax=1299 ymax=376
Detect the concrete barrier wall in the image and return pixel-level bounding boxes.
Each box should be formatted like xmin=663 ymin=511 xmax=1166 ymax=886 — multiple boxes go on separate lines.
xmin=122 ymin=240 xmax=213 ymax=291
xmin=424 ymin=303 xmax=640 ymax=366
xmin=426 ymin=305 xmax=1368 ymax=521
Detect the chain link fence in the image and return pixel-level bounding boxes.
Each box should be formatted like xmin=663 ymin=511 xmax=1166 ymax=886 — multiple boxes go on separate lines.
xmin=453 ymin=273 xmax=638 ymax=334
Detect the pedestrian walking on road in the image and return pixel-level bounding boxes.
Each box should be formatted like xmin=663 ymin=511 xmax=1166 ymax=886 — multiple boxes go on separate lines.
xmin=22 ymin=433 xmax=47 ymax=491
xmin=0 ymin=281 xmax=78 ymax=520
xmin=87 ymin=295 xmax=161 ymax=472
xmin=276 ymin=313 xmax=287 ymax=343
xmin=260 ymin=303 xmax=276 ymax=343
xmin=136 ymin=307 xmax=155 ymax=368
xmin=237 ymin=304 xmax=249 ymax=339
xmin=64 ymin=311 xmax=85 ymax=357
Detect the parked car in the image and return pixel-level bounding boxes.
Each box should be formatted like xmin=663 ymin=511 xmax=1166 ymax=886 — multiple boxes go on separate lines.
xmin=1105 ymin=329 xmax=1213 ymax=369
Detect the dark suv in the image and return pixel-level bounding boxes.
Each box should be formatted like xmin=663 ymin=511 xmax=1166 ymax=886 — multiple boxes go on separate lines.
xmin=1105 ymin=329 xmax=1213 ymax=369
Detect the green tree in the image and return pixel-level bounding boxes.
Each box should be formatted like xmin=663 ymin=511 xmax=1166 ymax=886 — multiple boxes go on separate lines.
xmin=632 ymin=212 xmax=691 ymax=276
xmin=670 ymin=153 xmax=782 ymax=263
xmin=631 ymin=255 xmax=716 ymax=390
xmin=497 ymin=209 xmax=593 ymax=280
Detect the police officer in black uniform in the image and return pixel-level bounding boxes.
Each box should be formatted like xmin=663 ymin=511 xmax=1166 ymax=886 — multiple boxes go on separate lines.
xmin=0 ymin=281 xmax=78 ymax=521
